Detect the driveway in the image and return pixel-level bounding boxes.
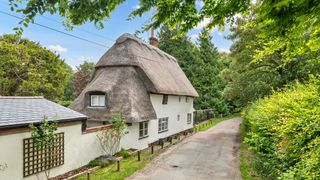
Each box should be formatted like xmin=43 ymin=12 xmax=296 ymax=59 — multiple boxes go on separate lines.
xmin=128 ymin=117 xmax=242 ymax=180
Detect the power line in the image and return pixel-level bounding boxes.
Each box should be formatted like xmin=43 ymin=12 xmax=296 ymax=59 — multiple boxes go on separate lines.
xmin=0 ymin=0 xmax=116 ymax=43
xmin=0 ymin=10 xmax=110 ymax=48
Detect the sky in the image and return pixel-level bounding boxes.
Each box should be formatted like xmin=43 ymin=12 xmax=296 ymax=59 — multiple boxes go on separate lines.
xmin=0 ymin=0 xmax=233 ymax=68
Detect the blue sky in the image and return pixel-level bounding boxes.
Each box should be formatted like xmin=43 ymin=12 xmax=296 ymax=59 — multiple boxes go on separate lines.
xmin=0 ymin=0 xmax=232 ymax=68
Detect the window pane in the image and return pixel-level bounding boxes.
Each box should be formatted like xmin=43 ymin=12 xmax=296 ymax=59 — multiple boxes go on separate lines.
xmin=98 ymin=95 xmax=105 ymax=106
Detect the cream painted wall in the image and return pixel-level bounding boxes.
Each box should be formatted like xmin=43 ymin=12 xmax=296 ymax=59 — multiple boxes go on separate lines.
xmin=0 ymin=123 xmax=104 ymax=180
xmin=0 ymin=94 xmax=194 ymax=179
xmin=120 ymin=94 xmax=194 ymax=150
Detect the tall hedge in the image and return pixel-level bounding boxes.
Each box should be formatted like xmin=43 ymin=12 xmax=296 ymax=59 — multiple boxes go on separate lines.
xmin=243 ymin=78 xmax=320 ymax=179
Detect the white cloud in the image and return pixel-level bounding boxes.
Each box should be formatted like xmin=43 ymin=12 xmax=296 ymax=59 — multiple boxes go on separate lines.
xmin=47 ymin=44 xmax=67 ymax=53
xmin=190 ymin=34 xmax=199 ymax=41
xmin=218 ymin=48 xmax=230 ymax=53
xmin=132 ymin=4 xmax=141 ymax=10
xmin=217 ymin=32 xmax=223 ymax=36
xmin=195 ymin=18 xmax=211 ymax=29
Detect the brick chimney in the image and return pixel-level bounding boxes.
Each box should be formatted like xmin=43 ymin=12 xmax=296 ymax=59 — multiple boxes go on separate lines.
xmin=149 ymin=29 xmax=158 ymax=47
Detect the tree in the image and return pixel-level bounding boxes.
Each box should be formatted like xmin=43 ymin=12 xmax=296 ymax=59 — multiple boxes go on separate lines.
xmin=96 ymin=114 xmax=127 ymax=156
xmin=59 ymin=65 xmax=74 ymax=106
xmin=72 ymin=61 xmax=95 ymax=97
xmin=158 ymin=26 xmax=228 ymax=113
xmin=196 ymin=29 xmax=228 ymax=113
xmin=0 ymin=34 xmax=70 ymax=101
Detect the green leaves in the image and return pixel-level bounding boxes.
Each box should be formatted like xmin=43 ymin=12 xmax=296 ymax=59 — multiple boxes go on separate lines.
xmin=0 ymin=34 xmax=70 ymax=101
xmin=29 ymin=116 xmax=58 ymax=148
xmin=243 ymin=78 xmax=320 ymax=178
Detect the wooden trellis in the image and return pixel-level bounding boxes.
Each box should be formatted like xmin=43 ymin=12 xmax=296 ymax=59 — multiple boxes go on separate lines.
xmin=23 ymin=132 xmax=64 ymax=177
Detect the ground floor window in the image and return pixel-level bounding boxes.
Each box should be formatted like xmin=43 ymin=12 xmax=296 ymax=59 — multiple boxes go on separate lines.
xmin=187 ymin=113 xmax=192 ymax=124
xmin=139 ymin=121 xmax=148 ymax=138
xmin=158 ymin=117 xmax=169 ymax=133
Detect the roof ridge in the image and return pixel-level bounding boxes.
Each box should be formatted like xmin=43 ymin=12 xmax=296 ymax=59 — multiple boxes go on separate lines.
xmin=0 ymin=96 xmax=44 ymax=99
xmin=116 ymin=33 xmax=177 ymax=62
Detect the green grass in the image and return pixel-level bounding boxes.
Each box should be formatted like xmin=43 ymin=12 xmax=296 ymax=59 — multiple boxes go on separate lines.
xmin=194 ymin=113 xmax=240 ymax=132
xmin=78 ymin=151 xmax=153 ymax=180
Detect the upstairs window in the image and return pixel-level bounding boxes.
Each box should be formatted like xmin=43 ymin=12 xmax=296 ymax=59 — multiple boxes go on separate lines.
xmin=186 ymin=97 xmax=189 ymax=103
xmin=177 ymin=114 xmax=180 ymax=121
xmin=158 ymin=117 xmax=169 ymax=133
xmin=187 ymin=113 xmax=192 ymax=124
xmin=90 ymin=92 xmax=106 ymax=107
xmin=139 ymin=121 xmax=148 ymax=139
xmin=179 ymin=96 xmax=182 ymax=102
xmin=162 ymin=95 xmax=168 ymax=105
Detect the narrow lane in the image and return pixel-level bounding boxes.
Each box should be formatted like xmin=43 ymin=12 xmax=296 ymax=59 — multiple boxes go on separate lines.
xmin=128 ymin=117 xmax=243 ymax=180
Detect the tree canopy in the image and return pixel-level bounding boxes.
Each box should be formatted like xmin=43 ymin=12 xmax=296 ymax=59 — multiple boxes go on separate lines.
xmin=0 ymin=34 xmax=71 ymax=101
xmin=158 ymin=26 xmax=228 ymax=113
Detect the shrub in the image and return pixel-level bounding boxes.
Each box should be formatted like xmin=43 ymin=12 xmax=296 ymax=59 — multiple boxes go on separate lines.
xmin=243 ymin=78 xmax=320 ymax=179
xmin=114 ymin=149 xmax=131 ymax=158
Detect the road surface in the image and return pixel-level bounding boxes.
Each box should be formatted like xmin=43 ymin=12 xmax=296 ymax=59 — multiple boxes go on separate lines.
xmin=128 ymin=117 xmax=242 ymax=180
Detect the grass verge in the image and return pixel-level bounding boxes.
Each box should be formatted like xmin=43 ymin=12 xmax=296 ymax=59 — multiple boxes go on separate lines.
xmin=194 ymin=113 xmax=240 ymax=132
xmin=78 ymin=151 xmax=152 ymax=180
xmin=239 ymin=118 xmax=266 ymax=180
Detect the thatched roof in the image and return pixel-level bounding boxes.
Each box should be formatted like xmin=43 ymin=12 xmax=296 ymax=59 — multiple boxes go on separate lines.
xmin=70 ymin=33 xmax=197 ymax=123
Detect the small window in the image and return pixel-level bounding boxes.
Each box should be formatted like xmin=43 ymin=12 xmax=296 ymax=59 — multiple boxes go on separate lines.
xmin=185 ymin=97 xmax=189 ymax=103
xmin=90 ymin=93 xmax=105 ymax=107
xmin=162 ymin=95 xmax=168 ymax=105
xmin=177 ymin=114 xmax=180 ymax=121
xmin=158 ymin=117 xmax=168 ymax=133
xmin=139 ymin=121 xmax=148 ymax=138
xmin=187 ymin=113 xmax=192 ymax=124
xmin=179 ymin=96 xmax=182 ymax=102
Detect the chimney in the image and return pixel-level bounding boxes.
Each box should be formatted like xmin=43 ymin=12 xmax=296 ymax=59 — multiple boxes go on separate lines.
xmin=149 ymin=29 xmax=158 ymax=47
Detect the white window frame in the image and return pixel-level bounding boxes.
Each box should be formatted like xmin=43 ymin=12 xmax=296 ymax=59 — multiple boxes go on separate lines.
xmin=90 ymin=95 xmax=105 ymax=107
xmin=139 ymin=121 xmax=148 ymax=138
xmin=187 ymin=113 xmax=192 ymax=124
xmin=158 ymin=117 xmax=168 ymax=133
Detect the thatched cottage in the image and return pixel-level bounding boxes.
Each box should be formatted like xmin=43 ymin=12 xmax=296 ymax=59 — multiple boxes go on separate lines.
xmin=70 ymin=33 xmax=198 ymax=150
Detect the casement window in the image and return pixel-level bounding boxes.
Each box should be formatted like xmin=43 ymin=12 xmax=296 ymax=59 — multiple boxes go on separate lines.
xmin=187 ymin=113 xmax=192 ymax=124
xmin=158 ymin=117 xmax=169 ymax=133
xmin=89 ymin=92 xmax=106 ymax=107
xmin=162 ymin=95 xmax=168 ymax=104
xmin=139 ymin=121 xmax=148 ymax=138
xmin=179 ymin=96 xmax=182 ymax=102
xmin=185 ymin=97 xmax=189 ymax=103
xmin=177 ymin=114 xmax=180 ymax=121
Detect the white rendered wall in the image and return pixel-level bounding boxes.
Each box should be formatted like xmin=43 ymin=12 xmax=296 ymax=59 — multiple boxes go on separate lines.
xmin=0 ymin=123 xmax=104 ymax=180
xmin=121 ymin=94 xmax=194 ymax=150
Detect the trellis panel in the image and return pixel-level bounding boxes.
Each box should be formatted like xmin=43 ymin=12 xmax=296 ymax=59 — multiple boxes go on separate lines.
xmin=23 ymin=132 xmax=64 ymax=177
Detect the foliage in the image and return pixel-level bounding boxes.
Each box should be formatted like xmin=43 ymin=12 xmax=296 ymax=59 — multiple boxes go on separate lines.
xmin=243 ymin=78 xmax=320 ymax=179
xmin=114 ymin=149 xmax=131 ymax=159
xmin=72 ymin=61 xmax=95 ymax=97
xmin=0 ymin=34 xmax=70 ymax=101
xmin=29 ymin=117 xmax=58 ymax=179
xmin=222 ymin=9 xmax=320 ymax=110
xmin=59 ymin=65 xmax=74 ymax=106
xmin=97 ymin=114 xmax=127 ymax=156
xmin=88 ymin=158 xmax=113 ymax=168
xmin=29 ymin=116 xmax=58 ymax=148
xmin=194 ymin=113 xmax=240 ymax=132
xmin=158 ymin=26 xmax=229 ymax=113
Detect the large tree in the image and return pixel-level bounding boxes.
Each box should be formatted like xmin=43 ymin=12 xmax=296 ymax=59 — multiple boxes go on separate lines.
xmin=158 ymin=26 xmax=228 ymax=113
xmin=72 ymin=61 xmax=95 ymax=97
xmin=0 ymin=34 xmax=70 ymax=101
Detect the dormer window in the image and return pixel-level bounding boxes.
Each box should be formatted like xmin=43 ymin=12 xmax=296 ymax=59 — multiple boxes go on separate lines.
xmin=89 ymin=92 xmax=106 ymax=107
xmin=162 ymin=95 xmax=168 ymax=105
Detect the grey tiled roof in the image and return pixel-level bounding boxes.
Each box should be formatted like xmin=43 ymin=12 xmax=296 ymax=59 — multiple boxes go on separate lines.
xmin=0 ymin=96 xmax=86 ymax=129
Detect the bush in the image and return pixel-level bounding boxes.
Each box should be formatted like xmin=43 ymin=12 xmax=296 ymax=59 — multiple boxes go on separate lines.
xmin=243 ymin=78 xmax=320 ymax=179
xmin=114 ymin=149 xmax=131 ymax=158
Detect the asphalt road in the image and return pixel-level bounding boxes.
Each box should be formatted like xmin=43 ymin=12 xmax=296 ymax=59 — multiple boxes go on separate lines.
xmin=128 ymin=117 xmax=243 ymax=180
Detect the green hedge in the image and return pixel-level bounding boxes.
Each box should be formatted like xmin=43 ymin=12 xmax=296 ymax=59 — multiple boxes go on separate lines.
xmin=243 ymin=78 xmax=320 ymax=179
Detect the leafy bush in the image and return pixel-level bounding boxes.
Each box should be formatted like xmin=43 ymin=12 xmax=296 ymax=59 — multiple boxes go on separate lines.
xmin=114 ymin=149 xmax=131 ymax=158
xmin=243 ymin=78 xmax=320 ymax=179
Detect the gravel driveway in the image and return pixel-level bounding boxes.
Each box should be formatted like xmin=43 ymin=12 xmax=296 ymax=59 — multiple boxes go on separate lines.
xmin=128 ymin=117 xmax=242 ymax=180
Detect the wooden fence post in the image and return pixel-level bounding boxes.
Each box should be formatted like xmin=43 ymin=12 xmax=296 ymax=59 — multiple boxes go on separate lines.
xmin=117 ymin=160 xmax=120 ymax=172
xmin=138 ymin=151 xmax=141 ymax=161
xmin=151 ymin=145 xmax=154 ymax=154
xmin=87 ymin=172 xmax=90 ymax=180
xmin=161 ymin=140 xmax=164 ymax=149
